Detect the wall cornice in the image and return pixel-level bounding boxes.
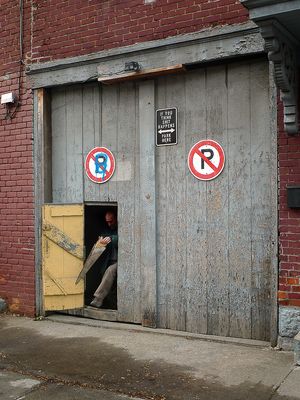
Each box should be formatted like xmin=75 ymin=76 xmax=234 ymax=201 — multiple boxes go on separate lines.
xmin=240 ymin=1 xmax=300 ymax=134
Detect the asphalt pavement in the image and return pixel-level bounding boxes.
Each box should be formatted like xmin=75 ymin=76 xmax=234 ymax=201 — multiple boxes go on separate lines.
xmin=0 ymin=314 xmax=299 ymax=400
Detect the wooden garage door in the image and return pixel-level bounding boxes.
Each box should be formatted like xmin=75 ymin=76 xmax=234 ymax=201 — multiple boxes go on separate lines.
xmin=50 ymin=59 xmax=276 ymax=340
xmin=155 ymin=59 xmax=276 ymax=340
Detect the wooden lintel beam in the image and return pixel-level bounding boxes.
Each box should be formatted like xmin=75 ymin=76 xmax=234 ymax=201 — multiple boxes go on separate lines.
xmin=98 ymin=64 xmax=186 ymax=84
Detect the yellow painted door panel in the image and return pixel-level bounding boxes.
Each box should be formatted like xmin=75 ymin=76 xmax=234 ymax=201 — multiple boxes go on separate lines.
xmin=42 ymin=204 xmax=84 ymax=311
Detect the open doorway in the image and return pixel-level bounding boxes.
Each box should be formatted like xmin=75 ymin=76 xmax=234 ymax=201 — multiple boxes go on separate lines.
xmin=84 ymin=203 xmax=118 ymax=310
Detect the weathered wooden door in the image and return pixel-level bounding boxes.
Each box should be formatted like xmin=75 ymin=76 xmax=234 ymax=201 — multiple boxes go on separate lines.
xmin=42 ymin=204 xmax=84 ymax=311
xmin=155 ymin=59 xmax=276 ymax=340
xmin=49 ymin=58 xmax=276 ymax=339
xmin=51 ymin=83 xmax=142 ymax=323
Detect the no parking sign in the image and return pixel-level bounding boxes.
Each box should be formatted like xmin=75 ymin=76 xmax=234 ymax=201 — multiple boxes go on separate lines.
xmin=85 ymin=147 xmax=115 ymax=184
xmin=188 ymin=139 xmax=225 ymax=181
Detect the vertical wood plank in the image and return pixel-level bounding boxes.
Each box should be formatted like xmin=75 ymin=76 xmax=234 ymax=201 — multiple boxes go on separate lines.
xmin=139 ymin=80 xmax=157 ymax=327
xmin=43 ymin=91 xmax=52 ymax=203
xmin=65 ymin=86 xmax=83 ymax=203
xmin=156 ymin=77 xmax=168 ymax=329
xmin=164 ymin=74 xmax=187 ymax=331
xmin=116 ymin=82 xmax=140 ymax=323
xmin=206 ymin=65 xmax=230 ymax=336
xmin=34 ymin=89 xmax=48 ymax=315
xmin=94 ymin=85 xmax=102 ymax=202
xmin=269 ymin=63 xmax=278 ymax=347
xmin=249 ymin=61 xmax=272 ymax=340
xmin=100 ymin=85 xmax=118 ymax=202
xmin=133 ymin=84 xmax=141 ymax=323
xmin=83 ymin=84 xmax=102 ymax=202
xmin=227 ymin=62 xmax=252 ymax=339
xmin=52 ymin=88 xmax=67 ymax=203
xmin=185 ymin=69 xmax=208 ymax=334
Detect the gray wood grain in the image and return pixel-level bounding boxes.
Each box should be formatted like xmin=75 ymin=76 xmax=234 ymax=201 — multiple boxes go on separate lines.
xmin=43 ymin=90 xmax=52 ymax=203
xmin=133 ymin=86 xmax=142 ymax=324
xmin=156 ymin=77 xmax=168 ymax=329
xmin=117 ymin=82 xmax=140 ymax=323
xmin=34 ymin=89 xmax=46 ymax=316
xmin=49 ymin=59 xmax=275 ymax=339
xmin=227 ymin=62 xmax=252 ymax=339
xmin=82 ymin=84 xmax=102 ymax=201
xmin=206 ymin=65 xmax=230 ymax=337
xmin=155 ymin=60 xmax=273 ymax=339
xmin=184 ymin=70 xmax=208 ymax=334
xmin=52 ymin=88 xmax=67 ymax=203
xmin=101 ymin=85 xmax=118 ymax=202
xmin=268 ymin=63 xmax=278 ymax=347
xmin=66 ymin=86 xmax=83 ymax=203
xmin=164 ymin=74 xmax=187 ymax=331
xmin=249 ymin=61 xmax=272 ymax=340
xmin=139 ymin=80 xmax=157 ymax=327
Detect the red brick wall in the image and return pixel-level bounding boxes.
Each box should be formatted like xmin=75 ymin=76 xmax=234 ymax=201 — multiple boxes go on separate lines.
xmin=31 ymin=0 xmax=248 ymax=62
xmin=278 ymin=98 xmax=300 ymax=308
xmin=0 ymin=0 xmax=35 ymax=316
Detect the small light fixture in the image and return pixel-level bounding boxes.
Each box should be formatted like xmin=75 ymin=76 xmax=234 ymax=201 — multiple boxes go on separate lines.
xmin=1 ymin=92 xmax=19 ymax=120
xmin=1 ymin=92 xmax=17 ymax=105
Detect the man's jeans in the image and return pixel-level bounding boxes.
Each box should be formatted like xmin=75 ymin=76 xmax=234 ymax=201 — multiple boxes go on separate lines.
xmin=93 ymin=263 xmax=117 ymax=306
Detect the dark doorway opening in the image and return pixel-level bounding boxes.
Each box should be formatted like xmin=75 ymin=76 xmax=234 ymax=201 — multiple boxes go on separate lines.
xmin=84 ymin=203 xmax=118 ymax=310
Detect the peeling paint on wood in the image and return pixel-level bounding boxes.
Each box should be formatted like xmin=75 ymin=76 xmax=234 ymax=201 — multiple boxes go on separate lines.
xmin=43 ymin=222 xmax=84 ymax=260
xmin=42 ymin=204 xmax=84 ymax=311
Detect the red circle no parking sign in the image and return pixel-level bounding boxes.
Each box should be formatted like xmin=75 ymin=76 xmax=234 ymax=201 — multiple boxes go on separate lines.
xmin=188 ymin=140 xmax=225 ymax=181
xmin=85 ymin=147 xmax=115 ymax=184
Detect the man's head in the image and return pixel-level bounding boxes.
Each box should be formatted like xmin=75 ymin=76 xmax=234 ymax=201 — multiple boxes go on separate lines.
xmin=105 ymin=211 xmax=117 ymax=230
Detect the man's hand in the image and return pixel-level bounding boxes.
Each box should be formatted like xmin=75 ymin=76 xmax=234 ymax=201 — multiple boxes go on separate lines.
xmin=97 ymin=236 xmax=111 ymax=246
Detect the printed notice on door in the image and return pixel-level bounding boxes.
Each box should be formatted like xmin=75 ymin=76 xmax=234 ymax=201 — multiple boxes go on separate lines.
xmin=156 ymin=107 xmax=177 ymax=146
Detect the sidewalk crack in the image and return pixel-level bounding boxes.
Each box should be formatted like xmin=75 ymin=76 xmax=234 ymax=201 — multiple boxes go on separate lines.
xmin=268 ymin=365 xmax=295 ymax=400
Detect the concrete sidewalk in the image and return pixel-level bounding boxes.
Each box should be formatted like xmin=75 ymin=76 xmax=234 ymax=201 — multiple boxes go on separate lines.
xmin=0 ymin=314 xmax=299 ymax=400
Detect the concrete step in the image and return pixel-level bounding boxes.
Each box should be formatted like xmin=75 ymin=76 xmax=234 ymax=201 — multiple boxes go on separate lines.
xmin=295 ymin=331 xmax=300 ymax=365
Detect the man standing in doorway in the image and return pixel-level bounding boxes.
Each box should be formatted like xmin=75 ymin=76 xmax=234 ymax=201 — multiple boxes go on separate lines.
xmin=90 ymin=210 xmax=118 ymax=308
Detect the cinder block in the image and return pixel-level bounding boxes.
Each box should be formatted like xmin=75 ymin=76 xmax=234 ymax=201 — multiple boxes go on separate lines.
xmin=279 ymin=306 xmax=300 ymax=338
